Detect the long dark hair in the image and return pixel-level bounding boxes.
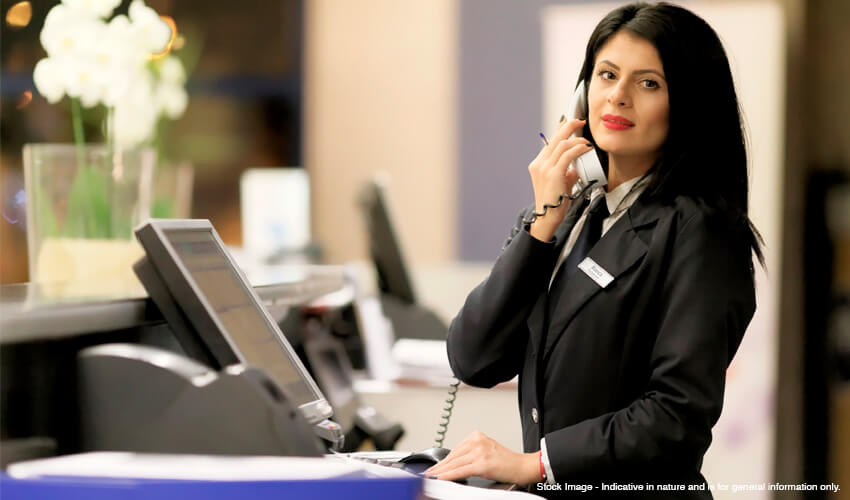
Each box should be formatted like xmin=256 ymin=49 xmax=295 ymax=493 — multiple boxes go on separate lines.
xmin=578 ymin=2 xmax=764 ymax=267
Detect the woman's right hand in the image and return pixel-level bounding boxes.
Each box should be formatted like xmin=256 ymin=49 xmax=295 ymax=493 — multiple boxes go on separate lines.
xmin=527 ymin=118 xmax=592 ymax=242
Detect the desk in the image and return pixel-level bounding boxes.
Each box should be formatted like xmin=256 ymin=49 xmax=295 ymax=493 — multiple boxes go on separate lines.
xmin=0 ymin=269 xmax=345 ymax=466
xmin=356 ymin=379 xmax=522 ymax=453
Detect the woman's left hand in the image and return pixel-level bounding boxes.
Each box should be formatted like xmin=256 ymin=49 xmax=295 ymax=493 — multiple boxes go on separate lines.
xmin=423 ymin=431 xmax=540 ymax=485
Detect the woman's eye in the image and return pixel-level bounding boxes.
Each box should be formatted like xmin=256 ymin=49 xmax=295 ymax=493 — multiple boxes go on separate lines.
xmin=598 ymin=70 xmax=615 ymax=80
xmin=641 ymin=79 xmax=660 ymax=89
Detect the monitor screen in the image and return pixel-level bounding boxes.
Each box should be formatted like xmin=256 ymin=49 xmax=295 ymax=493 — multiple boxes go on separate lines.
xmin=358 ymin=179 xmax=417 ymax=304
xmin=135 ymin=220 xmax=331 ymax=423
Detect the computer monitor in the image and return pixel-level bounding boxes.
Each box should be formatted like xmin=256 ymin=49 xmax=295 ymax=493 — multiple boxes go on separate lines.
xmin=133 ymin=219 xmax=332 ymax=425
xmin=357 ymin=179 xmax=449 ymax=341
xmin=357 ymin=178 xmax=417 ymax=305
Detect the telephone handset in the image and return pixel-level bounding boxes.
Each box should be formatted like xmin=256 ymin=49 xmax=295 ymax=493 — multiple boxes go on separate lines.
xmin=566 ymin=81 xmax=608 ymax=196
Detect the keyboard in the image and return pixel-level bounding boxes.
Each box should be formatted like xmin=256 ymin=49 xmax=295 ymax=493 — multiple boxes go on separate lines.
xmin=335 ymin=451 xmax=509 ymax=490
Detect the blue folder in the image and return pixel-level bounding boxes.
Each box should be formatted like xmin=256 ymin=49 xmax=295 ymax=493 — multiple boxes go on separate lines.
xmin=0 ymin=473 xmax=423 ymax=500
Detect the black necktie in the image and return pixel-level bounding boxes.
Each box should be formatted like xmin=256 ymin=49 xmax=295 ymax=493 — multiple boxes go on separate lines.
xmin=550 ymin=195 xmax=610 ymax=293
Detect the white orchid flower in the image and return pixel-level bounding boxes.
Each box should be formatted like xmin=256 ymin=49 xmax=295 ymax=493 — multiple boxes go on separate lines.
xmin=62 ymin=58 xmax=105 ymax=107
xmin=104 ymin=14 xmax=137 ymax=52
xmin=153 ymin=56 xmax=188 ymax=118
xmin=158 ymin=55 xmax=186 ymax=84
xmin=95 ymin=15 xmax=148 ymax=106
xmin=33 ymin=58 xmax=66 ymax=103
xmin=48 ymin=18 xmax=115 ymax=108
xmin=39 ymin=5 xmax=113 ymax=108
xmin=61 ymin=0 xmax=121 ymax=19
xmin=113 ymin=71 xmax=158 ymax=149
xmin=129 ymin=0 xmax=172 ymax=54
xmin=40 ymin=5 xmax=100 ymax=59
xmin=155 ymin=81 xmax=188 ymax=119
xmin=32 ymin=0 xmax=188 ymax=138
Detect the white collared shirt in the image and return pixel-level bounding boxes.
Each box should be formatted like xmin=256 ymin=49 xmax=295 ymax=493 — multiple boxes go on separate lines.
xmin=548 ymin=175 xmax=651 ymax=290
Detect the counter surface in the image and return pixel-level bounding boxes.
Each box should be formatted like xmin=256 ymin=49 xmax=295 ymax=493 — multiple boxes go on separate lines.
xmin=0 ymin=266 xmax=346 ymax=344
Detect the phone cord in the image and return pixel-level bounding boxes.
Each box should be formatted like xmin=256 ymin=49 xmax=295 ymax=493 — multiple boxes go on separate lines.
xmin=502 ymin=181 xmax=597 ymax=251
xmin=434 ymin=378 xmax=461 ymax=449
xmin=521 ymin=180 xmax=597 ymax=226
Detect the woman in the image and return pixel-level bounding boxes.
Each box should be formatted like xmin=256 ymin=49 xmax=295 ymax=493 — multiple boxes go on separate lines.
xmin=426 ymin=2 xmax=763 ymax=496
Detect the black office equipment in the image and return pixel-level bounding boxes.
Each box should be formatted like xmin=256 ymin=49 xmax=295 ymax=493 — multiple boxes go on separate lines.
xmin=78 ymin=343 xmax=325 ymax=456
xmin=298 ymin=315 xmax=404 ymax=451
xmin=357 ymin=179 xmax=448 ymax=340
xmin=130 ymin=219 xmax=343 ymax=447
xmin=357 ymin=179 xmax=416 ymax=305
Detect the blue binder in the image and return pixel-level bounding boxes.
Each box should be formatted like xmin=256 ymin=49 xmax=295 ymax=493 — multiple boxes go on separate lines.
xmin=0 ymin=473 xmax=423 ymax=500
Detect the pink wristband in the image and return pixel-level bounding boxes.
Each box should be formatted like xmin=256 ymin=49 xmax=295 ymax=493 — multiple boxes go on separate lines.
xmin=539 ymin=450 xmax=547 ymax=482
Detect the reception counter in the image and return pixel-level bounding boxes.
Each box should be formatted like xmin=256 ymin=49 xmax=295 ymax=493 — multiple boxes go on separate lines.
xmin=0 ymin=268 xmax=346 ymax=467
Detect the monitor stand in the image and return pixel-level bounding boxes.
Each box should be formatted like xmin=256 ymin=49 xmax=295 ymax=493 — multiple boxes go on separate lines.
xmin=379 ymin=294 xmax=448 ymax=341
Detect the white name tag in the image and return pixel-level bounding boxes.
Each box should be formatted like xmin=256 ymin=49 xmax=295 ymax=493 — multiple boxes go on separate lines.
xmin=578 ymin=257 xmax=614 ymax=288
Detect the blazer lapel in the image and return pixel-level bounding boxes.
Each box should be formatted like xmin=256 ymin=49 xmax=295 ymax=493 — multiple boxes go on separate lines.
xmin=541 ymin=195 xmax=662 ymax=362
xmin=527 ymin=197 xmax=588 ymax=357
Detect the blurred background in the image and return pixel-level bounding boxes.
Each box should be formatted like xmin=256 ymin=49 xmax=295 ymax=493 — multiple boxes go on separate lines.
xmin=1 ymin=0 xmax=848 ymax=498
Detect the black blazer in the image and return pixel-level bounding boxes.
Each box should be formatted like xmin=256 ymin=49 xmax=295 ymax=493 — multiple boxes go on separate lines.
xmin=446 ymin=192 xmax=756 ymax=498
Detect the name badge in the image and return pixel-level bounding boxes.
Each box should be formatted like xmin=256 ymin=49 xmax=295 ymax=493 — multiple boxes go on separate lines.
xmin=578 ymin=257 xmax=614 ymax=288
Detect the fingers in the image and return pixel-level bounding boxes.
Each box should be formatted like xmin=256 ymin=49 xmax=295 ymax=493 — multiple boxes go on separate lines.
xmin=551 ymin=118 xmax=587 ymax=146
xmin=425 ymin=450 xmax=475 ymax=478
xmin=429 ymin=463 xmax=481 ymax=483
xmin=425 ymin=431 xmax=487 ymax=477
xmin=421 ymin=432 xmax=538 ymax=485
xmin=541 ymin=141 xmax=593 ymax=192
xmin=546 ymin=136 xmax=592 ymax=163
xmin=425 ymin=435 xmax=477 ymax=476
xmin=555 ymin=142 xmax=594 ymax=174
xmin=537 ymin=118 xmax=585 ymax=156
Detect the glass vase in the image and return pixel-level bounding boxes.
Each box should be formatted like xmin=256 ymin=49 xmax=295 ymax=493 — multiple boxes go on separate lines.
xmin=153 ymin=161 xmax=194 ymax=219
xmin=23 ymin=143 xmax=156 ymax=297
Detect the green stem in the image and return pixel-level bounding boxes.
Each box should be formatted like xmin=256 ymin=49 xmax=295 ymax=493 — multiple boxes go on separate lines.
xmin=105 ymin=105 xmax=115 ymax=155
xmin=154 ymin=116 xmax=164 ymax=164
xmin=68 ymin=98 xmax=95 ymax=238
xmin=71 ymin=98 xmax=85 ymax=146
xmin=70 ymin=98 xmax=86 ymax=170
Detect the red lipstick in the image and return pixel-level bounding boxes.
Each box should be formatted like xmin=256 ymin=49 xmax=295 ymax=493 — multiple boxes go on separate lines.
xmin=602 ymin=114 xmax=635 ymax=130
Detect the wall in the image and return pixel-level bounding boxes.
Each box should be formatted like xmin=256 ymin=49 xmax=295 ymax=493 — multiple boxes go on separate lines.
xmin=804 ymin=2 xmax=850 ymax=497
xmin=304 ymin=0 xmax=458 ymax=265
xmin=806 ymin=0 xmax=850 ymax=168
xmin=775 ymin=0 xmax=806 ymax=493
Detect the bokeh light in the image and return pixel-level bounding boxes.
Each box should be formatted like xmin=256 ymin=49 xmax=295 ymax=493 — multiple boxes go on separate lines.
xmin=5 ymin=1 xmax=31 ymax=28
xmin=16 ymin=91 xmax=32 ymax=109
xmin=151 ymin=16 xmax=178 ymax=59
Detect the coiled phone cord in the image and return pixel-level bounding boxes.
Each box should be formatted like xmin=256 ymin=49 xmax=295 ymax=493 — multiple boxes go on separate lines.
xmin=502 ymin=181 xmax=597 ymax=251
xmin=434 ymin=378 xmax=461 ymax=448
xmin=521 ymin=180 xmax=597 ymax=226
